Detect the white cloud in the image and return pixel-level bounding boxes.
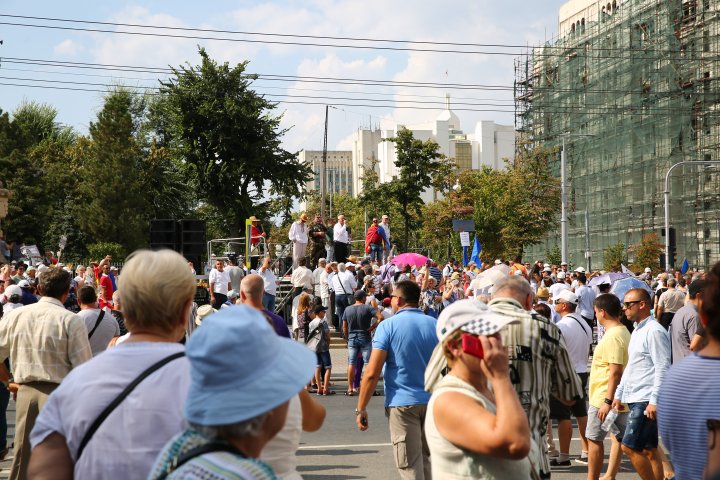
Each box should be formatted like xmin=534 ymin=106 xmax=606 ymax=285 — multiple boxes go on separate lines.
xmin=54 ymin=39 xmax=84 ymax=57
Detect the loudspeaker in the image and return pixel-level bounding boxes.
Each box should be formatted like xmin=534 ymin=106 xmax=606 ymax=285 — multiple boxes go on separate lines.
xmin=150 ymin=219 xmax=179 ymax=251
xmin=180 ymin=219 xmax=206 ymax=257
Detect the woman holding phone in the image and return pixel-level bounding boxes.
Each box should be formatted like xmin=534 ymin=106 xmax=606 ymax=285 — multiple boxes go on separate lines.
xmin=424 ymin=300 xmax=537 ymax=479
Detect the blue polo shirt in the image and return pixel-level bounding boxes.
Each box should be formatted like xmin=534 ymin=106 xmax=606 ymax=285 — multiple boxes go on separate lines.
xmin=372 ymin=308 xmax=437 ymax=407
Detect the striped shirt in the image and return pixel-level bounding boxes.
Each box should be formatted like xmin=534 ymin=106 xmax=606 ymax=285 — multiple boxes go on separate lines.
xmin=658 ymin=354 xmax=720 ymax=480
xmin=0 ymin=296 xmax=91 ymax=383
xmin=490 ymin=298 xmax=582 ymax=479
xmin=149 ymin=429 xmax=277 ymax=479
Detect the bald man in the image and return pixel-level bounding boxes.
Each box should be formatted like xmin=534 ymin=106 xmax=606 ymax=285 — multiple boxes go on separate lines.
xmin=240 ymin=274 xmax=290 ymax=338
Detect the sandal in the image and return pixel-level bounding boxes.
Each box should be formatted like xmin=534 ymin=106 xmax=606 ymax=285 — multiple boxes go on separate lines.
xmin=324 ymin=390 xmax=336 ymax=396
xmin=372 ymin=390 xmax=381 ymax=396
xmin=344 ymin=391 xmax=355 ymax=396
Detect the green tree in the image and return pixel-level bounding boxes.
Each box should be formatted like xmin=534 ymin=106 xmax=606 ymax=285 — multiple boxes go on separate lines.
xmin=385 ymin=128 xmax=452 ymax=250
xmin=0 ymin=102 xmax=71 ymax=245
xmin=502 ymin=141 xmax=561 ymax=259
xmin=153 ymin=48 xmax=312 ymax=236
xmin=74 ymin=89 xmax=149 ymax=249
xmin=603 ymin=241 xmax=626 ymax=272
xmin=546 ymin=245 xmax=562 ymax=266
xmin=630 ymin=233 xmax=664 ymax=274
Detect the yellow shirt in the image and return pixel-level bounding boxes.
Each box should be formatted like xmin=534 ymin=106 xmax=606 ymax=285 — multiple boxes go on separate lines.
xmin=588 ymin=324 xmax=631 ymax=411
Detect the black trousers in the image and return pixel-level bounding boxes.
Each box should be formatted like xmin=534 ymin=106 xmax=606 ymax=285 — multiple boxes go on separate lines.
xmin=212 ymin=293 xmax=227 ymax=310
xmin=334 ymin=241 xmax=349 ymax=264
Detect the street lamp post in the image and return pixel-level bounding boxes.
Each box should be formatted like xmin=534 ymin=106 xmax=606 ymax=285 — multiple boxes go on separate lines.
xmin=663 ymin=160 xmax=720 ymax=271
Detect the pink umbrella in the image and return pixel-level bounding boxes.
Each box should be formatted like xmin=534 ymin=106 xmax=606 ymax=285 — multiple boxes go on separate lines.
xmin=391 ymin=252 xmax=430 ymax=268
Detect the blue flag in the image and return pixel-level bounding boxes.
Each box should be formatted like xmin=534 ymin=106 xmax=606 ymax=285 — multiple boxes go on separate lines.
xmin=680 ymin=258 xmax=689 ymax=275
xmin=470 ymin=235 xmax=482 ymax=267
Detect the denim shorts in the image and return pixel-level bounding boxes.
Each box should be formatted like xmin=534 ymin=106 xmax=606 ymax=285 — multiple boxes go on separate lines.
xmin=316 ymin=351 xmax=332 ymax=369
xmin=585 ymin=405 xmax=628 ymax=442
xmin=622 ymin=401 xmax=658 ymax=451
xmin=347 ymin=332 xmax=372 ymax=365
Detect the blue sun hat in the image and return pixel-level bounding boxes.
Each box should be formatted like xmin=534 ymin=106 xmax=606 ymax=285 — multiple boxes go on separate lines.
xmin=185 ymin=304 xmax=315 ymax=425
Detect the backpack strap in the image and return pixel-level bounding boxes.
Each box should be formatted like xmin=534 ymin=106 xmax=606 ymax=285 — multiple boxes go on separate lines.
xmin=76 ymin=352 xmax=185 ymax=460
xmin=88 ymin=310 xmax=105 ymax=339
xmin=155 ymin=442 xmax=244 ymax=480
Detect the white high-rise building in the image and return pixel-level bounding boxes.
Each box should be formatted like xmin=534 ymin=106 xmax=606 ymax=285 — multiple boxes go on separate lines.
xmin=303 ymin=97 xmax=515 ymax=203
xmin=354 ymin=96 xmax=516 ymax=200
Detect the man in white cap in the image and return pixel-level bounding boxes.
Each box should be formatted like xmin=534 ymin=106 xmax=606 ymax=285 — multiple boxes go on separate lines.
xmin=378 ymin=215 xmax=391 ymax=263
xmin=549 ymin=289 xmax=592 ymax=466
xmin=560 ymin=261 xmax=569 ymax=273
xmin=548 ymin=271 xmax=571 ymax=300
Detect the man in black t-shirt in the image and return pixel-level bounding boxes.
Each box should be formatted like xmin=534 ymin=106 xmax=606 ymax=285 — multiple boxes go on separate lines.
xmin=342 ymin=290 xmax=383 ymax=395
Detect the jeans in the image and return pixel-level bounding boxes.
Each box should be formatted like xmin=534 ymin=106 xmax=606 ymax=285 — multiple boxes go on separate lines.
xmin=325 ymin=244 xmax=335 ymax=262
xmin=369 ymin=243 xmax=382 ymax=263
xmin=263 ymin=292 xmax=276 ymax=311
xmin=347 ymin=332 xmax=372 ymax=365
xmin=622 ymin=401 xmax=658 ymax=451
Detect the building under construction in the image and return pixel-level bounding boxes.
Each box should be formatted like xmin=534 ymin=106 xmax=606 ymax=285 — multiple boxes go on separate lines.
xmin=515 ymin=0 xmax=720 ymax=270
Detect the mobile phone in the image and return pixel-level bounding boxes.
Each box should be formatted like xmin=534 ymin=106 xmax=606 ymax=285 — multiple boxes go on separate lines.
xmin=361 ymin=417 xmax=368 ymax=427
xmin=461 ymin=333 xmax=484 ymax=359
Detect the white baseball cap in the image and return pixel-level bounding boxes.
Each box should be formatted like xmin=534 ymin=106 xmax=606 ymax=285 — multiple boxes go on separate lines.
xmin=555 ymin=289 xmax=578 ymax=305
xmin=543 ymin=266 xmax=552 ymax=272
xmin=574 ymin=267 xmax=586 ymax=273
xmin=557 ymin=271 xmax=566 ymax=279
xmin=644 ymin=267 xmax=652 ymax=273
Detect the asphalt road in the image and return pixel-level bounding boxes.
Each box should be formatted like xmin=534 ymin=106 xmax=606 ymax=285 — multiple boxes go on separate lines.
xmin=296 ymin=347 xmax=642 ymax=479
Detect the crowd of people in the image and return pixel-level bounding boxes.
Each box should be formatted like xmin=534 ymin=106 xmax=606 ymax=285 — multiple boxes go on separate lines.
xmin=0 ymin=213 xmax=718 ymax=479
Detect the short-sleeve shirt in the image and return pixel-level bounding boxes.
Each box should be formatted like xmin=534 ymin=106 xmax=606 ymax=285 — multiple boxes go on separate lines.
xmin=658 ymin=354 xmax=720 ymax=480
xmin=208 ymin=269 xmax=230 ymax=295
xmin=31 ymin=342 xmax=190 ymax=479
xmin=307 ymin=318 xmax=330 ymax=352
xmin=371 ymin=308 xmax=437 ymax=407
xmin=658 ymin=288 xmax=686 ymax=313
xmin=588 ymin=324 xmax=631 ymax=410
xmin=225 ymin=266 xmax=244 ymax=292
xmin=78 ymin=309 xmax=120 ymax=356
xmin=556 ymin=314 xmax=593 ymax=373
xmin=670 ymin=303 xmax=699 ymax=362
xmin=342 ymin=304 xmax=377 ymax=332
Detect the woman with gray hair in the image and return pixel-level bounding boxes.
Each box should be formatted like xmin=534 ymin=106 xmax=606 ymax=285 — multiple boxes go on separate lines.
xmin=28 ymin=249 xmax=196 ymax=479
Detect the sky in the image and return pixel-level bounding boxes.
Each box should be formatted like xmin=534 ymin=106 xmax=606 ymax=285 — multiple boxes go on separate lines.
xmin=0 ymin=0 xmax=567 ymax=153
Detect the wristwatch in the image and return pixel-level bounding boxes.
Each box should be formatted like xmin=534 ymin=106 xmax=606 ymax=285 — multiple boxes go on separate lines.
xmin=355 ymin=408 xmax=366 ymax=416
xmin=604 ymin=398 xmax=613 ymax=405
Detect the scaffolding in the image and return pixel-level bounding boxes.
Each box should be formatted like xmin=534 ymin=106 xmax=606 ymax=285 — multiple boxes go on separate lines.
xmin=515 ymin=0 xmax=720 ymax=270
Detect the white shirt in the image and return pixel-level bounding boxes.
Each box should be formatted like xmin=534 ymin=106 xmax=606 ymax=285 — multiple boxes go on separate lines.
xmin=556 ymin=313 xmax=592 ymax=373
xmin=331 ymin=271 xmax=356 ymax=295
xmin=313 ymin=267 xmax=325 ymax=295
xmin=319 ymin=270 xmax=330 ymax=298
xmin=333 ymin=222 xmax=349 ymax=243
xmin=78 ymin=308 xmax=120 ymax=356
xmin=30 ymin=342 xmax=190 ymax=479
xmin=288 ymin=221 xmax=308 ymax=244
xmin=208 ymin=269 xmax=230 ymax=295
xmin=548 ymin=282 xmax=571 ymax=300
xmin=291 ymin=266 xmax=314 ymax=290
xmin=258 ymin=267 xmax=277 ymax=295
xmin=575 ymin=285 xmax=597 ymax=319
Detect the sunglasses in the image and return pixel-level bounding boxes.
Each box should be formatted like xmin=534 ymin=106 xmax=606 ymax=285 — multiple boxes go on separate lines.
xmin=623 ymin=300 xmax=642 ymax=309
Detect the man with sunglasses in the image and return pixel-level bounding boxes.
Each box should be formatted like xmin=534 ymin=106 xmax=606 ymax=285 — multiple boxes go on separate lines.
xmin=612 ymin=288 xmax=670 ymax=480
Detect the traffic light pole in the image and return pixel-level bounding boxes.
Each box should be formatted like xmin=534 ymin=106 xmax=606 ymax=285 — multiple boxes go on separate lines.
xmin=664 ymin=160 xmax=720 ymax=271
